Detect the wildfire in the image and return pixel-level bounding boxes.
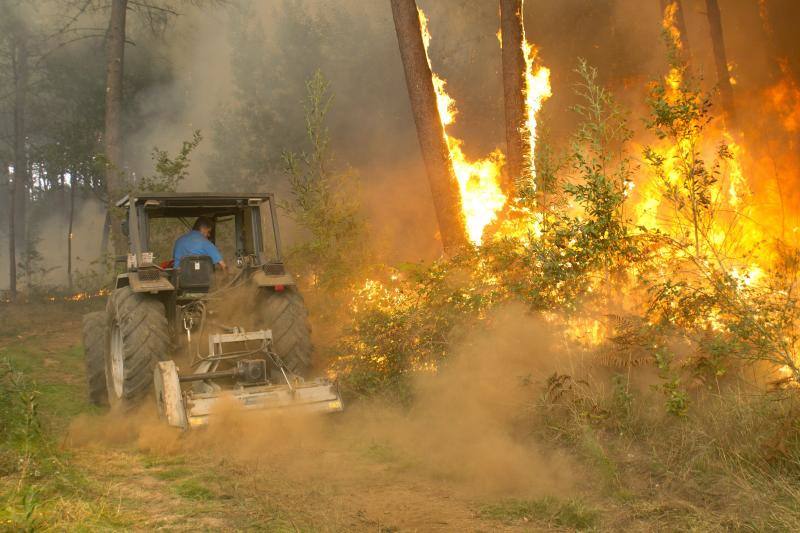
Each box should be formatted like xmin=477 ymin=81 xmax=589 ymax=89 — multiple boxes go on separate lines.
xmin=661 ymin=2 xmax=683 ymax=53
xmin=418 ymin=8 xmax=507 ymax=245
xmin=765 ymin=61 xmax=800 ymax=133
xmin=418 ymin=4 xmax=550 ymax=245
xmin=521 ymin=39 xmax=552 ymax=188
xmin=722 ymin=131 xmax=748 ymax=209
xmin=46 ymin=289 xmax=110 ymax=303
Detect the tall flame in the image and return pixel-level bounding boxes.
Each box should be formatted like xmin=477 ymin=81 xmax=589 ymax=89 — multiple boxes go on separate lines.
xmin=418 ymin=8 xmax=506 ymax=245
xmin=418 ymin=4 xmax=551 ymax=245
xmin=521 ymin=32 xmax=552 ymax=187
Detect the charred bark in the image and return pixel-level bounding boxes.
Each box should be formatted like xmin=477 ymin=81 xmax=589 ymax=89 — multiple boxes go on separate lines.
xmin=390 ymin=0 xmax=467 ymax=253
xmin=104 ymin=0 xmax=128 ymax=256
xmin=500 ymin=0 xmax=527 ymax=193
xmin=705 ymin=0 xmax=736 ymax=122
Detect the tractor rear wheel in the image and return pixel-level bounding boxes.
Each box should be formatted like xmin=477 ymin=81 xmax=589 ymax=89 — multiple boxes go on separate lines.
xmin=105 ymin=286 xmax=170 ymax=409
xmin=257 ymin=287 xmax=312 ymax=377
xmin=82 ymin=311 xmax=109 ymax=406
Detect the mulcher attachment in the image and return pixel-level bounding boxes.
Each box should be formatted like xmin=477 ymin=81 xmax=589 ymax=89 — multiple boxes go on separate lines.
xmin=153 ymin=329 xmax=342 ymax=429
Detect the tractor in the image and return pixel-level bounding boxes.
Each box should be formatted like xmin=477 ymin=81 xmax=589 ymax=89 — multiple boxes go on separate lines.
xmin=82 ymin=192 xmax=342 ymax=428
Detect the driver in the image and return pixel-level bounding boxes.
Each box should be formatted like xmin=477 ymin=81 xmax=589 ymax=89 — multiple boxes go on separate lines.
xmin=173 ymin=216 xmax=228 ymax=273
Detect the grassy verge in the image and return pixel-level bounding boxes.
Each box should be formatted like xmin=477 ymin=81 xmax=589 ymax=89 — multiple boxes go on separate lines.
xmin=0 ymin=302 xmax=142 ymax=530
xmin=479 ymin=497 xmax=599 ymax=530
xmin=534 ymin=372 xmax=800 ymax=530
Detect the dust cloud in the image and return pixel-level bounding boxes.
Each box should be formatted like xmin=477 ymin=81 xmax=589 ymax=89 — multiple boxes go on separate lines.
xmin=66 ymin=303 xmax=582 ymax=499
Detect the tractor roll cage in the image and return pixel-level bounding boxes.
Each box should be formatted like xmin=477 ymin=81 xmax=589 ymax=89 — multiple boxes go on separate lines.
xmin=116 ymin=193 xmax=283 ymax=266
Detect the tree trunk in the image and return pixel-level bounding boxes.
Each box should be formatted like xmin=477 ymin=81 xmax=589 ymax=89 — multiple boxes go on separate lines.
xmin=499 ymin=0 xmax=527 ymax=193
xmin=758 ymin=0 xmax=792 ymax=81
xmin=390 ymin=0 xmax=467 ymax=253
xmin=704 ymin=0 xmax=736 ymax=122
xmin=100 ymin=209 xmax=111 ymax=257
xmin=104 ymin=0 xmax=128 ymax=256
xmin=67 ymin=175 xmax=76 ymax=290
xmin=6 ymin=164 xmax=15 ymax=301
xmin=660 ymin=0 xmax=691 ymax=60
xmin=12 ymin=31 xmax=28 ymax=295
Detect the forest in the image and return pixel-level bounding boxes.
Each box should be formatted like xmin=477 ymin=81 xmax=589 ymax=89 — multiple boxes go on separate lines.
xmin=2 ymin=0 xmax=800 ymax=530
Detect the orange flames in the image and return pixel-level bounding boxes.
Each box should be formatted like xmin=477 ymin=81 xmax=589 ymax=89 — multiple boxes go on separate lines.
xmin=418 ymin=8 xmax=507 ymax=245
xmin=418 ymin=4 xmax=550 ymax=245
xmin=630 ymin=3 xmax=765 ymax=268
xmin=521 ymin=36 xmax=552 ymax=188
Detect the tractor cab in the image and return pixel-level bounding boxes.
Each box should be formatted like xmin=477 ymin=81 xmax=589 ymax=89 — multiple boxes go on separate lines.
xmin=115 ymin=193 xmax=294 ymax=298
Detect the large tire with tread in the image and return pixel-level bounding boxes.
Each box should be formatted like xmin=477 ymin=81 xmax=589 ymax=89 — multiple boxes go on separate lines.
xmin=257 ymin=287 xmax=312 ymax=377
xmin=105 ymin=286 xmax=170 ymax=409
xmin=82 ymin=311 xmax=109 ymax=406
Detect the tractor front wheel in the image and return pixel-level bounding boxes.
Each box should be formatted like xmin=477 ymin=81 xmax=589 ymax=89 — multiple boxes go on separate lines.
xmin=105 ymin=286 xmax=170 ymax=409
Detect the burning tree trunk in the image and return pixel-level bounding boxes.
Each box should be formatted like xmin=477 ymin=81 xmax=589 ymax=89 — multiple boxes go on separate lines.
xmin=10 ymin=31 xmax=29 ymax=300
xmin=390 ymin=0 xmax=467 ymax=252
xmin=104 ymin=0 xmax=128 ymax=256
xmin=499 ymin=0 xmax=527 ymax=192
xmin=660 ymin=0 xmax=691 ymax=60
xmin=704 ymin=0 xmax=736 ymax=122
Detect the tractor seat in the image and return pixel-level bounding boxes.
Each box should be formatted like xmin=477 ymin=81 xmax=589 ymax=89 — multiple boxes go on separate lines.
xmin=177 ymin=255 xmax=214 ymax=292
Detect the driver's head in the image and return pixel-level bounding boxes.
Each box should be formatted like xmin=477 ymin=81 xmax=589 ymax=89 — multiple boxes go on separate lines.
xmin=193 ymin=216 xmax=214 ymax=239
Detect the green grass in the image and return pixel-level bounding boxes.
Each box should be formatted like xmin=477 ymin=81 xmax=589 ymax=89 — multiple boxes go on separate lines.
xmin=478 ymin=496 xmax=600 ymax=530
xmin=141 ymin=454 xmax=187 ymax=469
xmin=172 ymin=478 xmax=216 ymax=501
xmin=154 ymin=466 xmax=193 ymax=481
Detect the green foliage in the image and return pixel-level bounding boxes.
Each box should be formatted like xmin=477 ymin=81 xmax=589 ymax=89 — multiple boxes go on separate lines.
xmin=499 ymin=60 xmax=643 ymax=313
xmin=653 ymin=347 xmax=689 ymax=417
xmin=568 ymin=60 xmax=634 ymax=256
xmin=332 ymin=253 xmax=500 ymax=403
xmin=136 ymin=130 xmax=203 ymax=193
xmin=0 ymin=358 xmax=41 ymax=451
xmin=1 ymin=487 xmax=41 ymax=533
xmin=0 ymin=358 xmax=45 ymax=530
xmin=610 ymin=374 xmax=633 ymax=421
xmin=281 ymin=70 xmax=370 ymax=290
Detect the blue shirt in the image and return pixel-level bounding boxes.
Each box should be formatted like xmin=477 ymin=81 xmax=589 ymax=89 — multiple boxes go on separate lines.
xmin=172 ymin=230 xmax=223 ymax=268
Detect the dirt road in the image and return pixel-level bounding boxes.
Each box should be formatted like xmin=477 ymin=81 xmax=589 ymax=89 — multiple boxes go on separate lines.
xmin=1 ymin=303 xmax=585 ymax=531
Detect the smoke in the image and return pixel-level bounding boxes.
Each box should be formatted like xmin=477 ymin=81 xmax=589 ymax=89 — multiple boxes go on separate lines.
xmin=66 ymin=303 xmax=582 ymax=498
xmin=0 ymin=195 xmax=105 ymax=291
